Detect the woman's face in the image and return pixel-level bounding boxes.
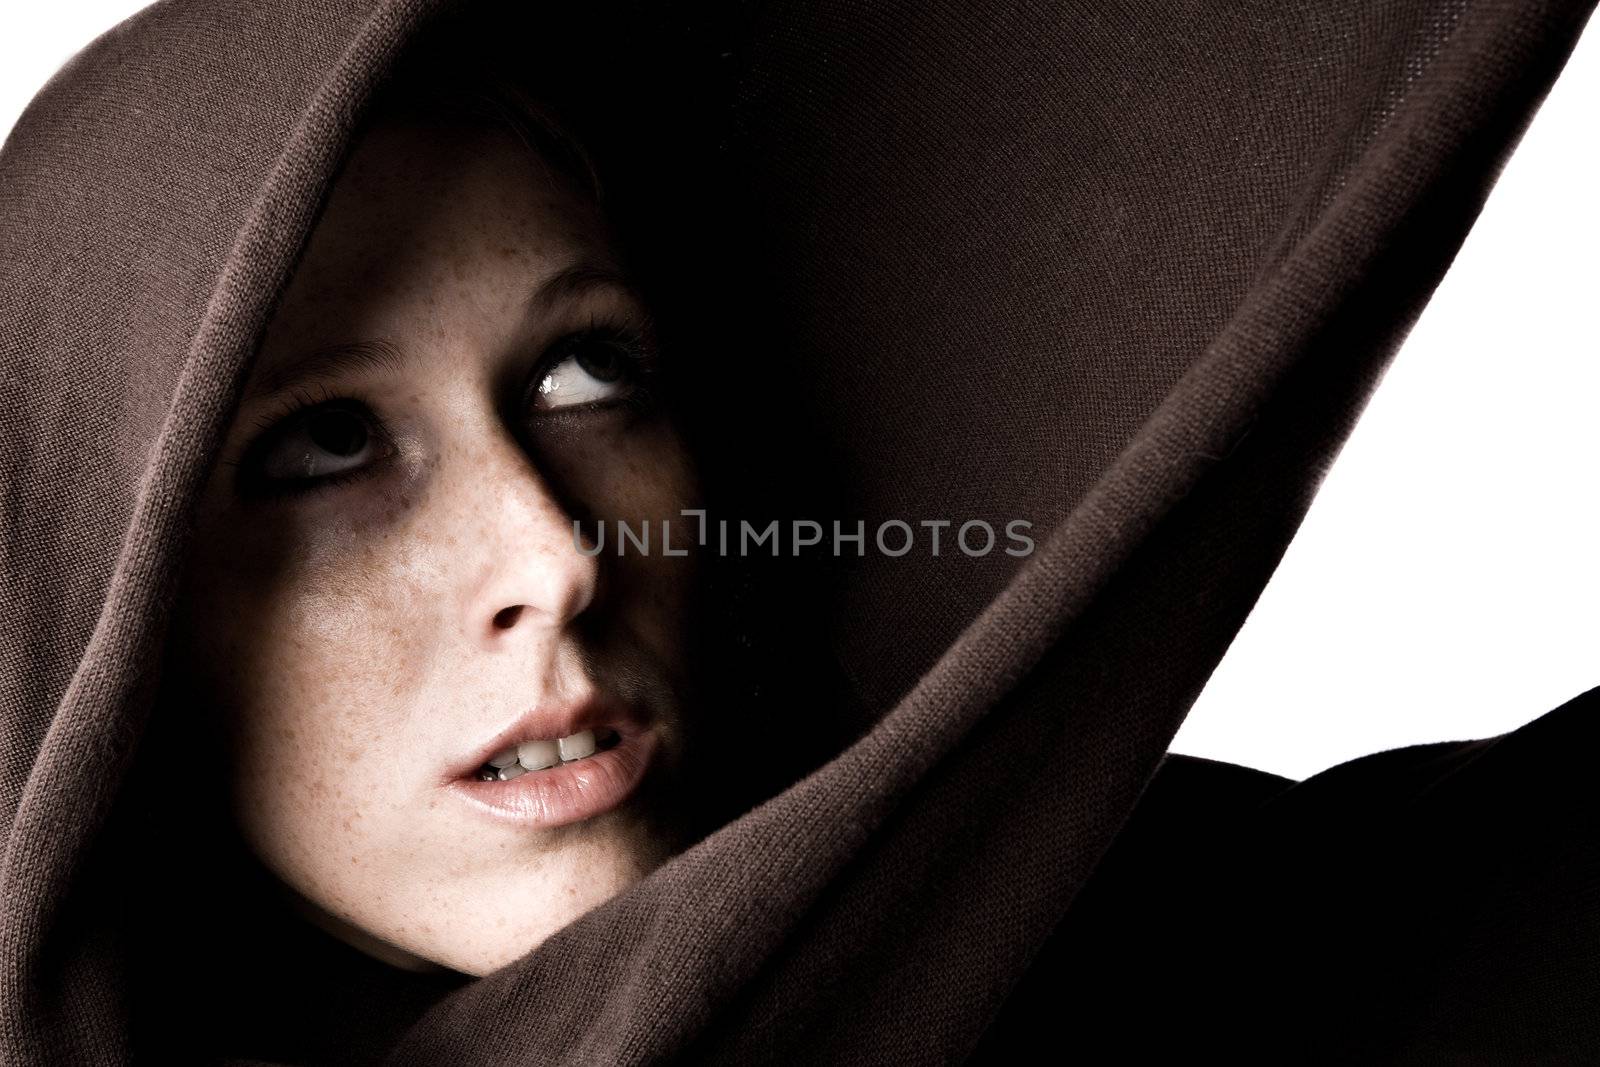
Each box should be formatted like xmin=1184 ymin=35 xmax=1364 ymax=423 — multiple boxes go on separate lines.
xmin=170 ymin=112 xmax=704 ymax=976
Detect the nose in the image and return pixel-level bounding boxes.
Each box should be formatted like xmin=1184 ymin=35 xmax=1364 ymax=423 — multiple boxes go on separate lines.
xmin=461 ymin=430 xmax=601 ymax=645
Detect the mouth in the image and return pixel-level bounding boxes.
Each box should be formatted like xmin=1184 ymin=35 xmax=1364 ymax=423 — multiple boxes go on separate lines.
xmin=441 ymin=693 xmax=662 ymax=830
xmin=470 ymin=726 xmax=627 ymax=780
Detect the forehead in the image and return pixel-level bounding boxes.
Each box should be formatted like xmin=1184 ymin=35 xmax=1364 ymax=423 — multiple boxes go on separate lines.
xmin=324 ymin=114 xmax=601 ymax=268
xmin=257 ymin=115 xmax=614 ymax=350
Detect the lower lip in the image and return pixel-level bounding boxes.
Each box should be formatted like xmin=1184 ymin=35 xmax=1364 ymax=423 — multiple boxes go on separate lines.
xmin=445 ymin=725 xmax=662 ymax=830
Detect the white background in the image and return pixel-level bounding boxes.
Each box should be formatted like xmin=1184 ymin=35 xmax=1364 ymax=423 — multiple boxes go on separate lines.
xmin=5 ymin=5 xmax=1598 ymax=780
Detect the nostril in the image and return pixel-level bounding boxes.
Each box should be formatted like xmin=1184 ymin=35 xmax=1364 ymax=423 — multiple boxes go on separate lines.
xmin=492 ymin=605 xmax=524 ymax=630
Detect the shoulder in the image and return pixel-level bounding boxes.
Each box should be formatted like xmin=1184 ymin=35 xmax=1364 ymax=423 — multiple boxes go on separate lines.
xmin=1222 ymin=684 xmax=1600 ymax=1062
xmin=971 ymin=684 xmax=1600 ymax=1064
xmin=1138 ymin=680 xmax=1600 ymax=863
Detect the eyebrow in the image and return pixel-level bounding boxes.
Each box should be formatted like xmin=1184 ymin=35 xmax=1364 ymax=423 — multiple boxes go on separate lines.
xmin=246 ymin=260 xmax=638 ymax=402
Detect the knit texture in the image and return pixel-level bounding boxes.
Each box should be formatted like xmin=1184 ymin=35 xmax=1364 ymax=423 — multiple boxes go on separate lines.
xmin=2 ymin=0 xmax=1596 ymax=1063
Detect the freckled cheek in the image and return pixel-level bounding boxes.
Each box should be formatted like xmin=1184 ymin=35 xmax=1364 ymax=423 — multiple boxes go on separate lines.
xmin=190 ymin=527 xmax=440 ymax=814
xmin=606 ymin=438 xmax=704 ymax=668
xmin=221 ymin=566 xmax=438 ymax=889
xmin=527 ymin=425 xmax=701 ymax=658
xmin=628 ymin=557 xmax=700 ymax=678
xmin=541 ymin=420 xmax=702 ymax=523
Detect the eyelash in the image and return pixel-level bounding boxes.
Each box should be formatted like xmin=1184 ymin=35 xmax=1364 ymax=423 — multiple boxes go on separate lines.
xmin=226 ymin=320 xmax=663 ymax=499
xmin=528 ymin=320 xmax=662 ymax=419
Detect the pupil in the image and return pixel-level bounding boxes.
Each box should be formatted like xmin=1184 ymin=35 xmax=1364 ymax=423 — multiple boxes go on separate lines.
xmin=308 ymin=410 xmax=366 ymax=456
xmin=575 ymin=343 xmax=623 ymax=383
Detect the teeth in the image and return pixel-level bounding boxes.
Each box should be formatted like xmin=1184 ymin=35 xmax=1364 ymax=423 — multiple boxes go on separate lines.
xmin=558 ymin=730 xmax=596 ymax=761
xmin=477 ymin=728 xmax=610 ymax=780
xmin=517 ymin=739 xmax=560 ymax=770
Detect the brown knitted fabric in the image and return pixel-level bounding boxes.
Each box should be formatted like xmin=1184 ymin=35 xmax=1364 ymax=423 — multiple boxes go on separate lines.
xmin=2 ymin=1 xmax=1596 ymax=1063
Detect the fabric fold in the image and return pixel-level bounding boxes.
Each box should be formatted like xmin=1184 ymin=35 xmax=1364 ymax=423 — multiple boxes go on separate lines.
xmin=2 ymin=0 xmax=1595 ymax=1063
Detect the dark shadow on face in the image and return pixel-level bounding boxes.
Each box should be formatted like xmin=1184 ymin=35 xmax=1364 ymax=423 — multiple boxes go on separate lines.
xmin=109 ymin=10 xmax=863 ymax=1039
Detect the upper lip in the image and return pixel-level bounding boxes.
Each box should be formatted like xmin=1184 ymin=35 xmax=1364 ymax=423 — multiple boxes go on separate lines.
xmin=445 ymin=690 xmax=653 ymax=782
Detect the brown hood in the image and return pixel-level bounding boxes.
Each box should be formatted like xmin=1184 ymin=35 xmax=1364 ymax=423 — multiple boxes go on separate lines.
xmin=2 ymin=0 xmax=1595 ymax=1063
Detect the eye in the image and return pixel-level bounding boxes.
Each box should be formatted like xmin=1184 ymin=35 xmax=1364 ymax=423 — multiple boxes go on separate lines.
xmin=246 ymin=398 xmax=395 ymax=491
xmin=530 ymin=326 xmax=657 ymax=413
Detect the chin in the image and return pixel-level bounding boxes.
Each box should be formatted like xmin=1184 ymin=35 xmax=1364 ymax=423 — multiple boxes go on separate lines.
xmin=409 ymin=819 xmax=678 ymax=977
